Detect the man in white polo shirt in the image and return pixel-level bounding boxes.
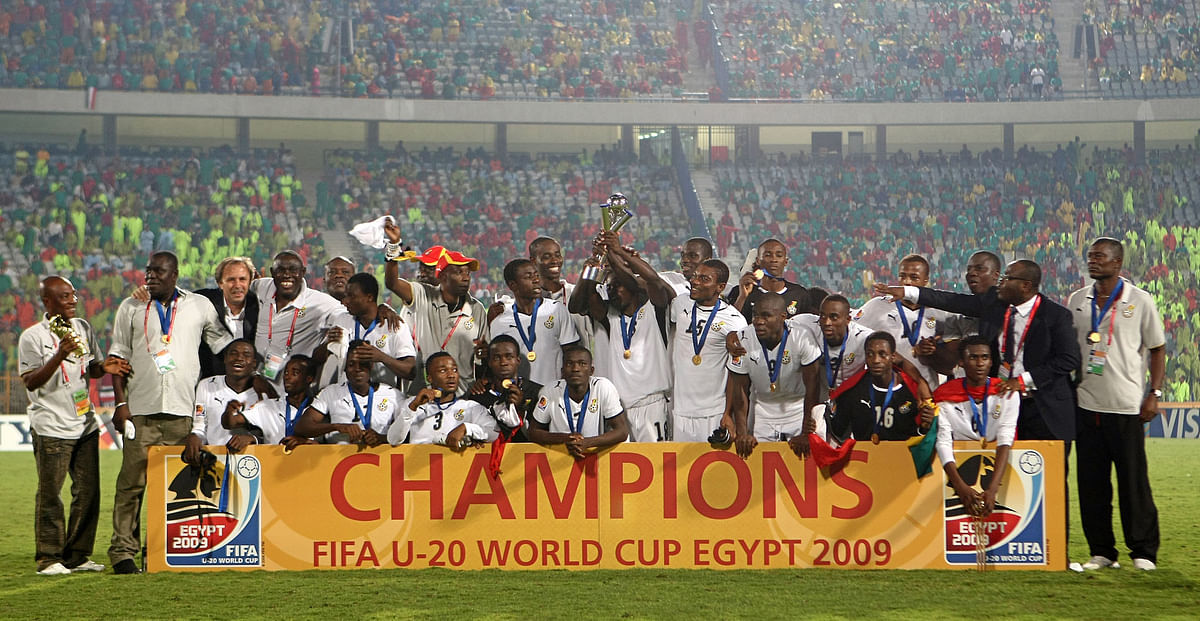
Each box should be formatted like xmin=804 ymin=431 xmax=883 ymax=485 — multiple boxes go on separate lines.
xmin=1068 ymin=237 xmax=1166 ymax=572
xmin=250 ymin=251 xmax=345 ymax=389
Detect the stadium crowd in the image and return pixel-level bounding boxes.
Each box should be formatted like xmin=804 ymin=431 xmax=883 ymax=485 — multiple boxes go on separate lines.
xmin=1087 ymin=0 xmax=1200 ymax=97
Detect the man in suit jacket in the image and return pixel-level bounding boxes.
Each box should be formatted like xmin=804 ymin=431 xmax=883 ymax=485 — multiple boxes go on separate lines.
xmin=876 ymin=259 xmax=1080 ymax=442
xmin=197 ymin=257 xmax=261 ymax=378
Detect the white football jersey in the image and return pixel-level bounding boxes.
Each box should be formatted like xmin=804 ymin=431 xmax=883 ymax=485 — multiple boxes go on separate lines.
xmin=310 ymin=382 xmax=405 ymax=437
xmin=594 ymin=300 xmax=670 ymax=406
xmin=726 ymin=325 xmax=821 ymax=421
xmin=533 ymin=377 xmax=623 ymax=438
xmin=191 ymin=376 xmax=260 ymax=446
xmin=669 ymin=294 xmax=747 ymax=419
xmin=489 ymin=298 xmax=579 ymax=387
xmin=853 ymin=296 xmax=950 ymax=388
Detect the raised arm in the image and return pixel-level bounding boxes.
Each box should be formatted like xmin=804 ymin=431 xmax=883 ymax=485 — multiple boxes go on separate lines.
xmin=383 ymin=218 xmax=414 ymax=304
xmin=607 ymin=240 xmax=674 ymax=309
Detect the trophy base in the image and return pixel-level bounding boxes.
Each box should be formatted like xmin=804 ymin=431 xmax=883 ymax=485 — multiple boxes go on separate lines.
xmin=580 ymin=265 xmax=606 ymax=282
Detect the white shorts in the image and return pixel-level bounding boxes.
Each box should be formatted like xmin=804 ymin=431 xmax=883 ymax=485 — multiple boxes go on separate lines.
xmin=625 ymin=393 xmax=669 ymax=443
xmin=672 ymin=413 xmax=723 ymax=443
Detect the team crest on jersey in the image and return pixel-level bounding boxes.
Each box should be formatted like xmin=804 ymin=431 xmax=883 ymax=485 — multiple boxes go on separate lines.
xmin=454 ymin=408 xmax=465 ymax=421
xmin=465 ymin=317 xmax=475 ymax=330
xmin=589 ymin=400 xmax=599 ymax=412
xmin=993 ymin=404 xmax=1003 ymax=418
xmin=375 ymin=335 xmax=387 ymax=348
xmin=944 ymin=449 xmax=1047 ymax=566
xmin=297 ymin=307 xmax=307 ymax=317
xmin=1122 ymin=304 xmax=1135 ymax=318
xmin=714 ymin=321 xmax=726 ymax=331
xmin=378 ymin=398 xmax=389 ymax=411
xmin=845 ymin=352 xmax=856 ymax=364
xmin=544 ymin=315 xmax=555 ymax=329
xmin=787 ymin=301 xmax=798 ymax=315
xmin=782 ymin=350 xmax=791 ymax=364
xmin=899 ymin=401 xmax=912 ymax=414
xmin=926 ymin=318 xmax=937 ymax=329
xmin=164 ymin=452 xmax=262 ymax=568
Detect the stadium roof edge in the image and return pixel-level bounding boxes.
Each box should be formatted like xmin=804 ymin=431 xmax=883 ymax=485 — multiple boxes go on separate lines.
xmin=2 ymin=89 xmax=1197 ymax=126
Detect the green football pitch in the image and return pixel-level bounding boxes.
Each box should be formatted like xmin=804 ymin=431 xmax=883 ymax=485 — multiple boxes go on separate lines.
xmin=1 ymin=441 xmax=1197 ymax=620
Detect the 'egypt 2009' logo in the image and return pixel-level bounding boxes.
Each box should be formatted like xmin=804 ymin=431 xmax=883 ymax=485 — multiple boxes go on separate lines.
xmin=943 ymin=448 xmax=1046 ymax=566
xmin=164 ymin=451 xmax=262 ymax=567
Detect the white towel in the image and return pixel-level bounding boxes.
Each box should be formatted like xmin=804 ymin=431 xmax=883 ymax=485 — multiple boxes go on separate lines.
xmin=349 ymin=215 xmax=393 ymax=249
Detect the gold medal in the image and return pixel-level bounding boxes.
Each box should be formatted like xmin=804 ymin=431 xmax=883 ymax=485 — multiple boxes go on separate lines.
xmin=753 ymin=269 xmax=765 ymax=281
xmin=770 ymin=382 xmax=777 ymax=392
xmin=871 ymin=433 xmax=880 ymax=445
xmin=527 ymin=351 xmax=537 ymax=362
xmin=692 ymin=354 xmax=702 ymax=365
xmin=623 ymin=349 xmax=632 ymax=359
xmin=501 ymin=379 xmax=513 ymax=389
xmin=1087 ymin=331 xmax=1101 ymax=344
xmin=161 ymin=335 xmax=170 ymax=344
xmin=432 ymin=389 xmax=442 ymax=399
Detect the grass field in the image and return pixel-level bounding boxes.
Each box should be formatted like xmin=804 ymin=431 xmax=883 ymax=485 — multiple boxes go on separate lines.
xmin=0 ymin=440 xmax=1197 ymax=620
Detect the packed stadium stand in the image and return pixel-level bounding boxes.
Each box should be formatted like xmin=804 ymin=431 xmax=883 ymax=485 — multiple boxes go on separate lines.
xmin=0 ymin=142 xmax=323 ymax=374
xmin=705 ymin=142 xmax=1200 ymax=401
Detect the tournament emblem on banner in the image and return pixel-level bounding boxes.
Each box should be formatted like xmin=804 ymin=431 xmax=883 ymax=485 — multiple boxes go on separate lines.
xmin=943 ymin=448 xmax=1046 ymax=565
xmin=164 ymin=452 xmax=263 ymax=567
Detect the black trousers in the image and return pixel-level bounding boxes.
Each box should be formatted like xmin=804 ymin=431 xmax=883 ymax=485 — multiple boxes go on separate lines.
xmin=1076 ymin=408 xmax=1159 ymax=563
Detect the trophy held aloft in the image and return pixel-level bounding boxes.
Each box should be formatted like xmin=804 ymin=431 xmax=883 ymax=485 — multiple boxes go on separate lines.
xmin=579 ymin=193 xmax=634 ymax=283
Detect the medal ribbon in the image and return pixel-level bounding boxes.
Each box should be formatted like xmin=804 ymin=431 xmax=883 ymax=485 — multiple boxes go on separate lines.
xmin=964 ymin=378 xmax=991 ymax=438
xmin=761 ymin=326 xmax=790 ymax=389
xmin=440 ymin=315 xmax=464 ymax=350
xmin=563 ymin=384 xmax=592 ymax=435
xmin=355 ymin=317 xmax=379 ymax=341
xmin=894 ymin=300 xmax=926 ymax=347
xmin=143 ymin=290 xmax=179 ymax=350
xmin=870 ymin=377 xmax=897 ymax=437
xmin=690 ymin=300 xmax=721 ymax=358
xmin=284 ymin=396 xmax=311 ymax=437
xmin=823 ymin=334 xmax=847 ymax=390
xmin=512 ymin=298 xmax=541 ymax=356
xmin=268 ymin=302 xmax=301 ymax=350
xmin=619 ymin=308 xmax=639 ymax=354
xmin=1090 ymin=278 xmax=1123 ymax=347
xmin=999 ymin=294 xmax=1043 ymax=364
xmin=350 ymin=384 xmax=375 ymax=431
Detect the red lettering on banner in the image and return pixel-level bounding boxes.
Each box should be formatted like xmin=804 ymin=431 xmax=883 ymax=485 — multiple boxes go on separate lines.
xmin=392 ymin=541 xmax=415 ymax=566
xmin=513 ymin=540 xmax=537 ymax=567
xmin=712 ymin=539 xmax=736 ymax=566
xmin=763 ymin=539 xmax=782 ymax=564
xmin=390 ymin=453 xmax=444 ymax=520
xmin=662 ymin=452 xmax=678 ymax=519
xmin=686 ymin=452 xmax=751 ymax=519
xmin=694 ymin=539 xmax=710 ymax=565
xmin=830 ymin=450 xmax=873 ymax=519
xmin=609 ymin=452 xmax=653 ymax=519
xmin=330 ymin=454 xmax=381 ymax=521
xmin=452 ymin=454 xmax=516 ymax=519
xmin=313 ymin=541 xmax=329 ymax=566
xmin=761 ymin=451 xmax=817 ymax=518
xmin=523 ymin=453 xmax=598 ymax=519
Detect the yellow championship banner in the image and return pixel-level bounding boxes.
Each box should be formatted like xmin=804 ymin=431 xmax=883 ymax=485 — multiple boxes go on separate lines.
xmin=146 ymin=441 xmax=1065 ymax=571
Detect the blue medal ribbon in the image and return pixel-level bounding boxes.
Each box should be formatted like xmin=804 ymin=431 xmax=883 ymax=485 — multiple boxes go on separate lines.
xmin=350 ymin=384 xmax=375 ymax=431
xmin=355 ymin=317 xmax=379 ymax=341
xmin=823 ymin=334 xmax=847 ymax=390
xmin=870 ymin=377 xmax=898 ymax=437
xmin=964 ymin=378 xmax=992 ymax=438
xmin=512 ymin=298 xmax=542 ymax=356
xmin=691 ymin=300 xmax=721 ymax=358
xmin=154 ymin=289 xmax=179 ymax=338
xmin=563 ymin=383 xmax=592 ymax=435
xmin=284 ymin=396 xmax=311 ymax=437
xmin=1090 ymin=278 xmax=1124 ymax=335
xmin=619 ymin=308 xmax=639 ymax=354
xmin=894 ymin=300 xmax=926 ymax=348
xmin=761 ymin=326 xmax=790 ymax=389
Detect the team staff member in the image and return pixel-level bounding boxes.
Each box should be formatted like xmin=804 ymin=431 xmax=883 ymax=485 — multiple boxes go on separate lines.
xmin=725 ymin=294 xmax=822 ymax=459
xmin=195 ymin=256 xmax=259 ymax=379
xmin=668 ymin=259 xmax=747 ymax=441
xmin=1069 ymin=238 xmax=1165 ymax=571
xmin=827 ymin=332 xmax=933 ymax=444
xmin=315 ymin=273 xmax=416 ymax=389
xmin=20 ymin=276 xmax=128 ymax=576
xmin=877 ymin=259 xmax=1080 ymax=442
xmin=530 ymin=346 xmax=630 ymax=459
xmin=323 ymin=256 xmax=356 ymax=301
xmin=184 ymin=340 xmax=260 ymax=455
xmin=490 ymin=258 xmax=579 ymax=387
xmin=106 ymin=251 xmax=233 ymax=574
xmin=250 ymin=251 xmax=345 ymax=387
xmin=934 ymin=336 xmax=1021 ymax=517
xmin=384 ymin=220 xmax=488 ymax=395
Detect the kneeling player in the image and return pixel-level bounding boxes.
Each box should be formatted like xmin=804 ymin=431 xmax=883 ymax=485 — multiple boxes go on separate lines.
xmin=388 ymin=352 xmax=521 ymax=448
xmin=828 ymin=331 xmax=934 ymax=444
xmin=529 ymin=345 xmax=629 ymax=459
xmin=184 ymin=339 xmax=261 ymax=463
xmin=232 ymin=355 xmax=317 ymax=449
xmin=934 ymin=335 xmax=1020 ymax=516
xmin=294 ymin=340 xmax=404 ymax=447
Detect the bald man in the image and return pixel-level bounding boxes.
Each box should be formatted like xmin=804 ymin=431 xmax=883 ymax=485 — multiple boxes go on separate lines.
xmin=20 ymin=277 xmax=129 ymax=576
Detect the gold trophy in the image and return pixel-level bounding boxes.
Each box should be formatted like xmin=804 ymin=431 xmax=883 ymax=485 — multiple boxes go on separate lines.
xmin=49 ymin=315 xmax=89 ymax=361
xmin=580 ymin=193 xmax=635 ymax=282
